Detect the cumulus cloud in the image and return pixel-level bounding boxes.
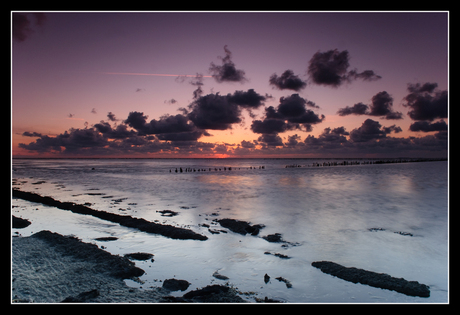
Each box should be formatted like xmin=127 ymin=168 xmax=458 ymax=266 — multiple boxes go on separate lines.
xmin=336 ymin=91 xmax=403 ymax=120
xmin=257 ymin=134 xmax=284 ymax=147
xmin=107 ymin=112 xmax=118 ymax=121
xmin=403 ymin=82 xmax=448 ymax=121
xmin=337 ymin=102 xmax=369 ymax=116
xmin=13 ymin=13 xmax=46 ymax=42
xmin=19 ymin=128 xmax=108 ymax=154
xmin=124 ymin=112 xmax=205 ymax=141
xmin=22 ymin=131 xmax=43 ymax=137
xmin=269 ymin=70 xmax=307 ymax=91
xmin=307 ymin=49 xmax=381 ymax=87
xmin=209 ymin=45 xmax=247 ymax=83
xmin=349 ymin=119 xmax=401 ymax=142
xmin=187 ymin=89 xmax=267 ymax=130
xmin=409 ymin=120 xmax=447 ymax=132
xmin=251 ymin=94 xmax=324 ymax=134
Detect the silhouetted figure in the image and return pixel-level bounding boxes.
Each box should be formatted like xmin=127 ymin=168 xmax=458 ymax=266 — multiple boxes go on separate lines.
xmin=180 ymin=167 xmax=183 ymax=173
xmin=175 ymin=168 xmax=178 ymax=173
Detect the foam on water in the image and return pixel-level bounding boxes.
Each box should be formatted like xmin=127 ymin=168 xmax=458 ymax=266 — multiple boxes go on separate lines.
xmin=12 ymin=158 xmax=448 ymax=303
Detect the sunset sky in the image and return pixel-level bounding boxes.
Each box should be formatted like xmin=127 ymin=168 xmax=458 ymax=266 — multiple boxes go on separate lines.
xmin=12 ymin=11 xmax=448 ymax=158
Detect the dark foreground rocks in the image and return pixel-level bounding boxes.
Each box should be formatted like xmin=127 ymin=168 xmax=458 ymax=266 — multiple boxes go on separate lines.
xmin=12 ymin=216 xmax=31 ymax=228
xmin=162 ymin=279 xmax=190 ymax=291
xmin=124 ymin=252 xmax=154 ymax=261
xmin=216 ymin=218 xmax=264 ymax=236
xmin=312 ymin=261 xmax=430 ymax=298
xmin=13 ymin=189 xmax=207 ymax=241
xmin=162 ymin=285 xmax=246 ymax=303
xmin=33 ymin=230 xmax=144 ymax=279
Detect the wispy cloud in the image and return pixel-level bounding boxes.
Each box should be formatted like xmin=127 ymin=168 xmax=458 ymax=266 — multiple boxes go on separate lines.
xmin=101 ymin=72 xmax=212 ymax=78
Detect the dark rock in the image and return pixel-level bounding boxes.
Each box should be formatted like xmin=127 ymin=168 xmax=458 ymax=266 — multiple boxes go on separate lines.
xmin=31 ymin=230 xmax=144 ymax=279
xmin=216 ymin=218 xmax=264 ymax=236
xmin=262 ymin=233 xmax=283 ymax=243
xmin=12 ymin=216 xmax=31 ymax=228
xmin=162 ymin=278 xmax=190 ymax=291
xmin=124 ymin=252 xmax=154 ymax=261
xmin=264 ymin=251 xmax=291 ymax=259
xmin=255 ymin=296 xmax=283 ymax=303
xmin=12 ymin=189 xmax=207 ymax=241
xmin=94 ymin=236 xmax=118 ymax=242
xmin=311 ymin=261 xmax=430 ymax=297
xmin=212 ymin=271 xmax=229 ymax=280
xmin=264 ymin=273 xmax=270 ymax=283
xmin=156 ymin=210 xmax=179 ymax=217
xmin=182 ymin=284 xmax=229 ymax=300
xmin=394 ymin=231 xmax=413 ymax=236
xmin=275 ymin=277 xmax=292 ymax=288
xmin=368 ymin=228 xmax=386 ymax=232
xmin=62 ymin=289 xmax=100 ymax=302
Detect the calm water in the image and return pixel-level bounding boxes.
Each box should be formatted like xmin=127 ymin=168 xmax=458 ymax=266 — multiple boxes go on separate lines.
xmin=11 ymin=158 xmax=448 ymax=303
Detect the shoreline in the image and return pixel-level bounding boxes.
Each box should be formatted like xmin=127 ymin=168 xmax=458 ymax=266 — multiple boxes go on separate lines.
xmin=12 ymin=230 xmax=246 ymax=303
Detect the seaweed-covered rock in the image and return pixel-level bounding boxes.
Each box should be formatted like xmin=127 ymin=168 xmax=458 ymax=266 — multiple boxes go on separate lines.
xmin=124 ymin=252 xmax=154 ymax=261
xmin=162 ymin=279 xmax=190 ymax=291
xmin=13 ymin=189 xmax=207 ymax=241
xmin=311 ymin=261 xmax=430 ymax=297
xmin=216 ymin=218 xmax=264 ymax=236
xmin=12 ymin=216 xmax=31 ymax=229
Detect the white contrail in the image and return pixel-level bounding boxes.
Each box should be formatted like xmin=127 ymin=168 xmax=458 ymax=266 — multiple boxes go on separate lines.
xmin=101 ymin=72 xmax=212 ymax=78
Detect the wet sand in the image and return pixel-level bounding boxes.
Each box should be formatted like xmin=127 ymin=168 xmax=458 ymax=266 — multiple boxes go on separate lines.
xmin=12 ymin=231 xmax=245 ymax=303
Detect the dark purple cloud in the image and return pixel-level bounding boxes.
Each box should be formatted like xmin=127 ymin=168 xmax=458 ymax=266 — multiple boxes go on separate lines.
xmin=269 ymin=70 xmax=307 ymax=91
xmin=257 ymin=134 xmax=284 ymax=147
xmin=251 ymin=94 xmax=324 ymax=135
xmin=187 ymin=89 xmax=267 ymax=130
xmin=409 ymin=120 xmax=447 ymax=132
xmin=209 ymin=45 xmax=247 ymax=83
xmin=13 ymin=13 xmax=46 ymax=42
xmin=349 ymin=119 xmax=401 ymax=142
xmin=337 ymin=102 xmax=369 ymax=116
xmin=337 ymin=91 xmax=402 ymax=120
xmin=307 ymin=49 xmax=381 ymax=87
xmin=403 ymin=82 xmax=448 ymax=121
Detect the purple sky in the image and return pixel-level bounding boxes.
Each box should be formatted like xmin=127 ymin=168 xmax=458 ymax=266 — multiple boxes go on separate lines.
xmin=12 ymin=12 xmax=448 ymax=158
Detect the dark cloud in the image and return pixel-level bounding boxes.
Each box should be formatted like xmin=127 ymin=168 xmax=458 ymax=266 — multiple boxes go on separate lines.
xmin=409 ymin=120 xmax=448 ymax=132
xmin=368 ymin=91 xmax=402 ymax=119
xmin=304 ymin=127 xmax=349 ymax=148
xmin=228 ymin=89 xmax=267 ymax=109
xmin=307 ymin=49 xmax=381 ymax=87
xmin=403 ymin=82 xmax=448 ymax=121
xmin=187 ymin=93 xmax=241 ymax=130
xmin=349 ymin=119 xmax=401 ymax=142
xmin=269 ymin=70 xmax=307 ymax=91
xmin=240 ymin=140 xmax=256 ymax=149
xmin=346 ymin=69 xmax=382 ymax=82
xmin=22 ymin=131 xmax=43 ymax=137
xmin=251 ymin=94 xmax=324 ymax=135
xmin=19 ymin=128 xmax=107 ymax=154
xmin=107 ymin=112 xmax=118 ymax=121
xmin=337 ymin=103 xmax=369 ymax=116
xmin=209 ymin=45 xmax=247 ymax=83
xmin=257 ymin=134 xmax=284 ymax=147
xmin=94 ymin=122 xmax=137 ymax=139
xmin=187 ymin=89 xmax=267 ymax=130
xmin=251 ymin=118 xmax=290 ymax=134
xmin=336 ymin=91 xmax=402 ymax=120
xmin=125 ymin=112 xmax=204 ymax=141
xmin=13 ymin=13 xmax=46 ymax=42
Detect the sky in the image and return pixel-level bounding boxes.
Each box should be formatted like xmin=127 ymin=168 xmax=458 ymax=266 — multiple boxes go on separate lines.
xmin=12 ymin=11 xmax=448 ymax=158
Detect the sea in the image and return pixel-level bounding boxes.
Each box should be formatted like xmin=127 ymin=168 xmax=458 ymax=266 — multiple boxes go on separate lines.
xmin=11 ymin=158 xmax=448 ymax=303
